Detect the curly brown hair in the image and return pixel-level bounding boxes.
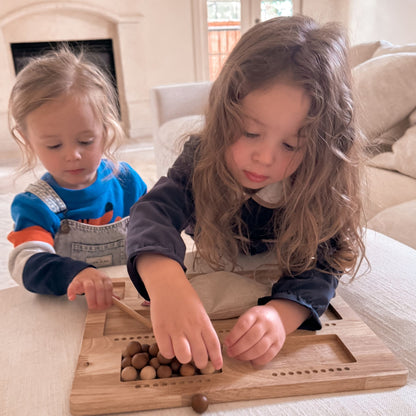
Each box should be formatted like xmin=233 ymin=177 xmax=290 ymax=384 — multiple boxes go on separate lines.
xmin=192 ymin=15 xmax=366 ymax=278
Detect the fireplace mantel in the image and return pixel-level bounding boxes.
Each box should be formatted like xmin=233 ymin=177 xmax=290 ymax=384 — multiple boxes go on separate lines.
xmin=0 ymin=1 xmax=150 ymax=159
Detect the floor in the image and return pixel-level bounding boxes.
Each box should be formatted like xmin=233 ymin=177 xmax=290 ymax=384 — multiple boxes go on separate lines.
xmin=0 ymin=138 xmax=158 ymax=195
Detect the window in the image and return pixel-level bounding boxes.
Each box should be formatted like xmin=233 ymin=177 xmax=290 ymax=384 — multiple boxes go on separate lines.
xmin=194 ymin=0 xmax=298 ymax=80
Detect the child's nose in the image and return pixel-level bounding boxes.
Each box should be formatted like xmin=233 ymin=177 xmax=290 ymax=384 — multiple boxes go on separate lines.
xmin=64 ymin=146 xmax=82 ymax=161
xmin=253 ymin=141 xmax=276 ymax=165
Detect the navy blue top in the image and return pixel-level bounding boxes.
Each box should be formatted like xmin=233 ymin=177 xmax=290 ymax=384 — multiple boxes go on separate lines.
xmin=127 ymin=137 xmax=338 ymax=330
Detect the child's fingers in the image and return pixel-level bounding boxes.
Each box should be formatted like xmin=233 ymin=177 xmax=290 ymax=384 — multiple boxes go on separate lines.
xmin=67 ymin=279 xmax=84 ymax=301
xmin=186 ymin=332 xmax=210 ymax=370
xmin=93 ymin=279 xmax=113 ymax=310
xmin=226 ymin=323 xmax=264 ymax=359
xmin=104 ymin=279 xmax=114 ymax=306
xmin=202 ymin=329 xmax=223 ymax=370
xmin=153 ymin=329 xmax=176 ymax=360
xmin=170 ymin=334 xmax=193 ymax=365
xmin=224 ymin=312 xmax=256 ymax=349
xmin=250 ymin=343 xmax=281 ymax=367
xmin=93 ymin=279 xmax=106 ymax=309
xmin=83 ymin=279 xmax=98 ymax=309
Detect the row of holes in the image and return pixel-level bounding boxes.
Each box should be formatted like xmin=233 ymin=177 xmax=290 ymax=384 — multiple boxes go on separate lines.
xmin=131 ymin=366 xmax=351 ymax=389
xmin=272 ymin=367 xmax=350 ymax=377
xmin=135 ymin=377 xmax=213 ymax=389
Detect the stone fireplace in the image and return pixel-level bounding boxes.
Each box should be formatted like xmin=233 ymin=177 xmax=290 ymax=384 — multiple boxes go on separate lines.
xmin=0 ymin=1 xmax=150 ymax=160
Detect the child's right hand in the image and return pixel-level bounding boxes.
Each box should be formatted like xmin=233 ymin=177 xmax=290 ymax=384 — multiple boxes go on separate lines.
xmin=136 ymin=254 xmax=223 ymax=371
xmin=67 ymin=267 xmax=114 ymax=310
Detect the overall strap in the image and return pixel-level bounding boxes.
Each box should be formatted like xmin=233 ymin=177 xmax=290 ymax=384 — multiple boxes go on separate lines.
xmin=25 ymin=179 xmax=67 ymax=214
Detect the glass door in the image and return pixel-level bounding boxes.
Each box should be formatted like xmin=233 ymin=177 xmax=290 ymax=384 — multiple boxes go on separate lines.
xmin=207 ymin=1 xmax=241 ymax=80
xmin=206 ymin=0 xmax=295 ymax=80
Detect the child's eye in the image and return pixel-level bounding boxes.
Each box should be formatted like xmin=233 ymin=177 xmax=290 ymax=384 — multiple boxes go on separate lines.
xmin=283 ymin=142 xmax=297 ymax=152
xmin=79 ymin=138 xmax=94 ymax=145
xmin=243 ymin=131 xmax=260 ymax=139
xmin=47 ymin=144 xmax=61 ymax=150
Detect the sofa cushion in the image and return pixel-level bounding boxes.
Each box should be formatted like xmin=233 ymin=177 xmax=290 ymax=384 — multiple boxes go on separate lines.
xmin=154 ymin=115 xmax=205 ymax=177
xmin=349 ymin=40 xmax=388 ymax=68
xmin=369 ymin=110 xmax=416 ymax=179
xmin=363 ymin=165 xmax=416 ymax=220
xmin=353 ymin=52 xmax=416 ymax=144
xmin=373 ymin=42 xmax=416 ymax=58
xmin=367 ymin=199 xmax=416 ymax=250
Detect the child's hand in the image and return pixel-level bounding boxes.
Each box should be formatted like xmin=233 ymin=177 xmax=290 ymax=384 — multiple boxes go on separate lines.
xmin=224 ymin=303 xmax=286 ymax=366
xmin=149 ymin=277 xmax=223 ymax=371
xmin=67 ymin=267 xmax=113 ymax=311
xmin=224 ymin=299 xmax=310 ymax=366
xmin=136 ymin=254 xmax=223 ymax=371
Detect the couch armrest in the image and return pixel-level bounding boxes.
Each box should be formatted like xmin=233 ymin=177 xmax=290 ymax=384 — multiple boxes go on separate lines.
xmin=150 ymin=81 xmax=212 ymax=129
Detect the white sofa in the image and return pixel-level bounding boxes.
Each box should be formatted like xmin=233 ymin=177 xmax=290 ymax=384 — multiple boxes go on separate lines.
xmin=151 ymin=41 xmax=416 ymax=250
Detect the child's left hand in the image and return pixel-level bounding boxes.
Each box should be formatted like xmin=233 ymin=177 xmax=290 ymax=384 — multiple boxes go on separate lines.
xmin=67 ymin=267 xmax=114 ymax=311
xmin=224 ymin=299 xmax=309 ymax=366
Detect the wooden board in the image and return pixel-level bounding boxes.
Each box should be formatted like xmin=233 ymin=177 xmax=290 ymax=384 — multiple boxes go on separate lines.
xmin=70 ymin=277 xmax=408 ymax=415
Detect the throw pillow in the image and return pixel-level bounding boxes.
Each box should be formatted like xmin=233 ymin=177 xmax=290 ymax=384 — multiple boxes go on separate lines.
xmin=189 ymin=271 xmax=271 ymax=320
xmin=369 ymin=110 xmax=416 ymax=179
xmin=353 ymin=52 xmax=416 ymax=143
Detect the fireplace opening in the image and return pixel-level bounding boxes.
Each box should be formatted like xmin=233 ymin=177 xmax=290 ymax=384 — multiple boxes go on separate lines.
xmin=10 ymin=39 xmax=120 ymax=115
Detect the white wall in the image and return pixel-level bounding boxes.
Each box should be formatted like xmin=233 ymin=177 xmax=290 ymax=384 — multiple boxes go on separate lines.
xmin=347 ymin=0 xmax=416 ymax=45
xmin=302 ymin=0 xmax=416 ymax=46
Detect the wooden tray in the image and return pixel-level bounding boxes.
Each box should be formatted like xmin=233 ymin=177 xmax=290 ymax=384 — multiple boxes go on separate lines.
xmin=70 ymin=277 xmax=408 ymax=415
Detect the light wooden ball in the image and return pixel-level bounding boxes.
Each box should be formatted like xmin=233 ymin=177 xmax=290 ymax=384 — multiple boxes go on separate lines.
xmin=140 ymin=365 xmax=156 ymax=380
xmin=121 ymin=366 xmax=137 ymax=381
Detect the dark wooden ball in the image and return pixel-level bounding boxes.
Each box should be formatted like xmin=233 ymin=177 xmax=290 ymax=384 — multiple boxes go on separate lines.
xmin=191 ymin=393 xmax=209 ymax=413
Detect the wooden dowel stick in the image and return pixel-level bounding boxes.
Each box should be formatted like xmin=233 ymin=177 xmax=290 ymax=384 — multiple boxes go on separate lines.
xmin=112 ymin=296 xmax=153 ymax=330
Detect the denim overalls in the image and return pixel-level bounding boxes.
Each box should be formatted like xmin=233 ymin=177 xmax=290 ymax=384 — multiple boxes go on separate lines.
xmin=26 ymin=180 xmax=129 ymax=268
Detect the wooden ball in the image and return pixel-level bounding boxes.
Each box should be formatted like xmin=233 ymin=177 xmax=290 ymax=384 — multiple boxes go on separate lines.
xmin=148 ymin=343 xmax=159 ymax=357
xmin=121 ymin=347 xmax=130 ymax=358
xmin=199 ymin=361 xmax=216 ymax=375
xmin=140 ymin=365 xmax=156 ymax=380
xmin=121 ymin=366 xmax=137 ymax=381
xmin=191 ymin=393 xmax=209 ymax=413
xmin=157 ymin=365 xmax=172 ymax=378
xmin=126 ymin=340 xmax=141 ymax=356
xmin=180 ymin=363 xmax=196 ymax=377
xmin=121 ymin=356 xmax=132 ymax=369
xmin=157 ymin=351 xmax=172 ymax=365
xmin=131 ymin=352 xmax=149 ymax=370
xmin=170 ymin=357 xmax=181 ymax=373
xmin=149 ymin=357 xmax=160 ymax=369
xmin=141 ymin=343 xmax=150 ymax=353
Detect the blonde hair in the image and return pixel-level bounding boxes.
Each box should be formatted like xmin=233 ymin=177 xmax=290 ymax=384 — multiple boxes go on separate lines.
xmin=193 ymin=15 xmax=367 ymax=278
xmin=8 ymin=47 xmax=124 ymax=175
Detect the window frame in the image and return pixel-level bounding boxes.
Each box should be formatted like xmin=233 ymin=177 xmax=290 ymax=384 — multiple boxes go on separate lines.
xmin=192 ymin=0 xmax=302 ymax=81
